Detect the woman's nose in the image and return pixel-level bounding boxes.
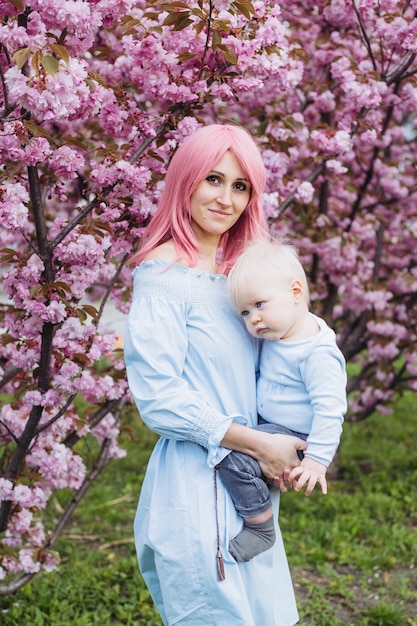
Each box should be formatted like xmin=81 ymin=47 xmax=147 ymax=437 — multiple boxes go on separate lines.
xmin=216 ymin=187 xmax=232 ymax=206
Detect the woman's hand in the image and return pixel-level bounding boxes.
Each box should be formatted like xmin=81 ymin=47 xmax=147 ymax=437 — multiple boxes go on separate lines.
xmin=221 ymin=423 xmax=306 ymax=490
xmin=257 ymin=433 xmax=306 ymax=492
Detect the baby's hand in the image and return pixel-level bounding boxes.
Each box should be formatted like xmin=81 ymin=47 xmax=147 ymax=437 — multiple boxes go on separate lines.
xmin=287 ymin=457 xmax=327 ymax=496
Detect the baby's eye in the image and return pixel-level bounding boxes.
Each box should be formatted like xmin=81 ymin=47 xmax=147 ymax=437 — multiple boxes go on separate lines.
xmin=255 ymin=301 xmax=264 ymax=309
xmin=241 ymin=310 xmax=249 ymax=317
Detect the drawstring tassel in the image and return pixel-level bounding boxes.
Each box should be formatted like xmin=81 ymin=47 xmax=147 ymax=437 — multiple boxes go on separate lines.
xmin=216 ymin=547 xmax=225 ymax=581
xmin=214 ymin=465 xmax=226 ymax=581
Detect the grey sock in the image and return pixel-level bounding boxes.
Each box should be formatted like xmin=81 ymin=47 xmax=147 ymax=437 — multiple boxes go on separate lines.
xmin=229 ymin=517 xmax=276 ymax=562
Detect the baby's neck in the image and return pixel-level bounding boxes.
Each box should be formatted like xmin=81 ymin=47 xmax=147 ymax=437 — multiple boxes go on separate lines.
xmin=284 ymin=312 xmax=320 ymax=342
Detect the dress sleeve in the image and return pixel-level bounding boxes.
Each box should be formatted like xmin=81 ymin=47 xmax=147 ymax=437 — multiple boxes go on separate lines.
xmin=300 ymin=344 xmax=347 ymax=466
xmin=124 ymin=285 xmax=237 ymax=467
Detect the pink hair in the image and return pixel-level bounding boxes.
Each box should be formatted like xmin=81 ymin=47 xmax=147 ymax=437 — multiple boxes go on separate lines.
xmin=130 ymin=124 xmax=268 ymax=274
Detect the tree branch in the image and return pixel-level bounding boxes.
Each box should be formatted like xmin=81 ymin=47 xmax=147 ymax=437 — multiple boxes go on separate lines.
xmin=43 ymin=436 xmax=112 ymax=551
xmin=385 ymin=50 xmax=416 ymax=85
xmin=352 ymin=0 xmax=378 ymax=72
xmin=0 ymin=362 xmax=22 ymax=390
xmin=50 ymin=113 xmax=182 ymax=251
xmin=269 ymin=161 xmax=326 ymax=223
xmin=0 ymin=434 xmax=113 ymax=596
xmin=63 ymin=397 xmax=124 ymax=448
xmin=34 ymin=393 xmax=77 ymax=437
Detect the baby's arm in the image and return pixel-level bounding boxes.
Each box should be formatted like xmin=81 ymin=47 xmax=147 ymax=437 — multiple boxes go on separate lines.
xmin=287 ymin=457 xmax=327 ymax=496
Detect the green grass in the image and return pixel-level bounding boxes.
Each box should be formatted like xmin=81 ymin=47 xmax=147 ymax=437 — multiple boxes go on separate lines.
xmin=1 ymin=394 xmax=417 ymax=625
xmin=281 ymin=391 xmax=417 ymax=625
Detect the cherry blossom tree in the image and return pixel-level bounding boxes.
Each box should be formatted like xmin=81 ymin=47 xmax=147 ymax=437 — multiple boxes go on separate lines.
xmin=1 ymin=0 xmax=417 ymax=591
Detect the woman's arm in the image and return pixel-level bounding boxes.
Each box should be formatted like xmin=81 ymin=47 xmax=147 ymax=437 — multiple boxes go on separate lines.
xmin=221 ymin=422 xmax=306 ymax=483
xmin=125 ymin=266 xmax=250 ymax=466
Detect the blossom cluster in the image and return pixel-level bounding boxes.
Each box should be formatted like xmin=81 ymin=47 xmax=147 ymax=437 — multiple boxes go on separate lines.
xmin=1 ymin=0 xmax=417 ymax=587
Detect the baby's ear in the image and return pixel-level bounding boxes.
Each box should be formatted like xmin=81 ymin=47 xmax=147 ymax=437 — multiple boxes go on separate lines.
xmin=290 ymin=279 xmax=304 ymax=302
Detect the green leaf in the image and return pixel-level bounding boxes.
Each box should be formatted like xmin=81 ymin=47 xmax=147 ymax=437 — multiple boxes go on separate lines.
xmin=87 ymin=71 xmax=109 ymax=88
xmin=61 ymin=135 xmax=88 ymax=150
xmin=0 ymin=248 xmax=20 ymax=263
xmin=232 ymin=0 xmax=255 ymax=20
xmin=49 ymin=43 xmax=70 ymax=64
xmin=216 ymin=44 xmax=238 ymax=65
xmin=178 ymin=51 xmax=198 ymax=62
xmin=80 ymin=305 xmax=99 ymax=321
xmin=163 ymin=12 xmax=193 ymax=31
xmin=23 ymin=120 xmax=52 ymax=139
xmin=195 ymin=19 xmax=205 ymax=35
xmin=212 ymin=30 xmax=222 ymax=48
xmin=77 ymin=309 xmax=87 ymax=323
xmin=172 ymin=16 xmax=193 ymax=31
xmin=30 ymin=284 xmax=43 ymax=298
xmin=73 ymin=352 xmax=92 ymax=365
xmin=8 ymin=0 xmax=25 ymax=10
xmin=147 ymin=150 xmax=165 ymax=163
xmin=213 ymin=20 xmax=231 ymax=34
xmin=120 ymin=16 xmax=141 ymax=28
xmin=41 ymin=54 xmax=59 ymax=76
xmin=52 ymin=281 xmax=73 ymax=296
xmin=13 ymin=47 xmax=31 ymax=69
xmin=159 ymin=1 xmax=190 ymax=7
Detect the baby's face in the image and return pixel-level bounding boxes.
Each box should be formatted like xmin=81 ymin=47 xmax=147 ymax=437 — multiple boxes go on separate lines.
xmin=234 ymin=271 xmax=299 ymax=341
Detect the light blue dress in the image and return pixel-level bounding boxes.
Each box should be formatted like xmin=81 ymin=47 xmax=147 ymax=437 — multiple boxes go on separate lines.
xmin=124 ymin=260 xmax=299 ymax=626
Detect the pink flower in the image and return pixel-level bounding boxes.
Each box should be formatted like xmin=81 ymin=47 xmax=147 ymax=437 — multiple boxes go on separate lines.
xmin=0 ymin=478 xmax=14 ymax=500
xmin=23 ymin=137 xmax=52 ymax=165
xmin=0 ymin=181 xmax=29 ymax=230
xmin=295 ymin=181 xmax=314 ymax=203
xmin=49 ymin=145 xmax=85 ymax=179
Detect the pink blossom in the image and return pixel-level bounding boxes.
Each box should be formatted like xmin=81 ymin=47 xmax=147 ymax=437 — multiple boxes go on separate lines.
xmin=326 ymin=159 xmax=348 ymax=175
xmin=367 ymin=321 xmax=408 ymax=339
xmin=27 ymin=444 xmax=86 ymax=490
xmin=315 ymin=90 xmax=336 ymax=113
xmin=213 ymin=0 xmax=232 ymax=10
xmin=53 ymin=361 xmax=82 ymax=393
xmin=17 ymin=550 xmax=41 ymax=574
xmin=92 ymin=414 xmax=127 ymax=460
xmin=2 ymin=0 xmax=417 ymax=582
xmin=49 ymin=145 xmax=85 ymax=179
xmin=0 ymin=478 xmax=14 ymax=500
xmin=5 ymin=58 xmax=103 ymax=121
xmin=0 ymin=122 xmax=25 ymax=162
xmin=54 ymin=232 xmax=110 ymax=266
xmin=0 ymin=0 xmax=21 ymax=18
xmin=23 ymin=137 xmax=53 ymax=165
xmin=0 ymin=181 xmax=29 ymax=230
xmin=295 ymin=181 xmax=314 ymax=203
xmin=40 ymin=551 xmax=60 ymax=572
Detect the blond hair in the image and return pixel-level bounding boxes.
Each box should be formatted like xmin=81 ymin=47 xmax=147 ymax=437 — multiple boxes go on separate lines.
xmin=228 ymin=239 xmax=310 ymax=305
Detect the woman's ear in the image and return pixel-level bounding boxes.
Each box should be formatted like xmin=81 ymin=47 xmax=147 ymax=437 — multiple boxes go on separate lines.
xmin=290 ymin=279 xmax=304 ymax=303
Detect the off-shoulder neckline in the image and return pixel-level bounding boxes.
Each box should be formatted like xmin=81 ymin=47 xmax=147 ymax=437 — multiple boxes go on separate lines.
xmin=136 ymin=259 xmax=227 ymax=279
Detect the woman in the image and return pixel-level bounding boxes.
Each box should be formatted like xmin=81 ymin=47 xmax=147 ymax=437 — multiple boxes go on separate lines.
xmin=124 ymin=124 xmax=305 ymax=625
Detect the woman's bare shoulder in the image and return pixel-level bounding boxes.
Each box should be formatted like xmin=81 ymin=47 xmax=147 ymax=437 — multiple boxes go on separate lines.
xmin=143 ymin=240 xmax=177 ymax=262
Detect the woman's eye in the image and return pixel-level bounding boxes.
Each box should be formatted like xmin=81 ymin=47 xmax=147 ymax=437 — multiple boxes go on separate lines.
xmin=234 ymin=181 xmax=248 ymax=192
xmin=206 ymin=175 xmax=220 ymax=184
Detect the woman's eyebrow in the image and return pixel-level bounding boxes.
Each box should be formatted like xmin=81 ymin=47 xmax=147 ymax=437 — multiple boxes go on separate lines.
xmin=209 ymin=169 xmax=249 ymax=182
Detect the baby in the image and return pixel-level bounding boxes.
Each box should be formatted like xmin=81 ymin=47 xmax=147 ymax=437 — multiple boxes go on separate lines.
xmin=218 ymin=239 xmax=347 ymax=562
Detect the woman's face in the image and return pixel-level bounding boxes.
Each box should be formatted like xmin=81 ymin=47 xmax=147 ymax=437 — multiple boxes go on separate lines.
xmin=190 ymin=151 xmax=251 ymax=244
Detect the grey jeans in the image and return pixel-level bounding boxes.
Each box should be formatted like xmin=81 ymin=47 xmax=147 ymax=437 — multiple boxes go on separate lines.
xmin=218 ymin=422 xmax=307 ymax=518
